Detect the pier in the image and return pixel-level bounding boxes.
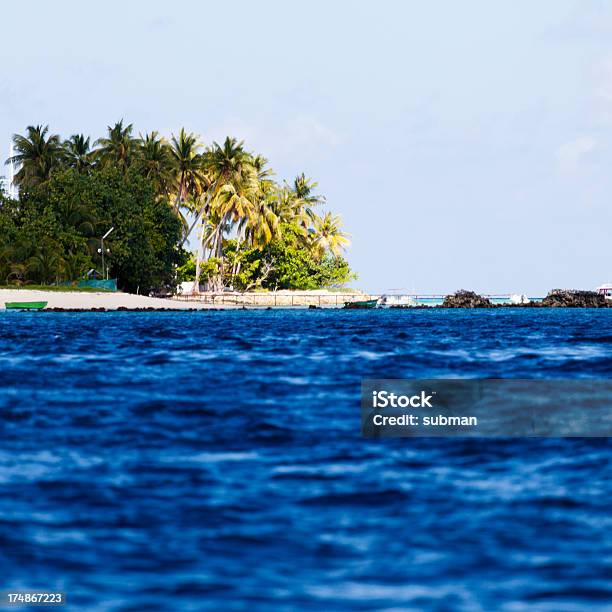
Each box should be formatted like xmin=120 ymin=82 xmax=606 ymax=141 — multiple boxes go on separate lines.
xmin=173 ymin=292 xmax=544 ymax=308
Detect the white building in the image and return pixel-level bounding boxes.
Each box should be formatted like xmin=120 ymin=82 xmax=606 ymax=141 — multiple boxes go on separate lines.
xmin=596 ymin=284 xmax=612 ymax=300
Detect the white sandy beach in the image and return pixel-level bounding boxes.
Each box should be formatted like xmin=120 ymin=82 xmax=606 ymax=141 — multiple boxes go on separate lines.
xmin=0 ymin=289 xmax=220 ymax=310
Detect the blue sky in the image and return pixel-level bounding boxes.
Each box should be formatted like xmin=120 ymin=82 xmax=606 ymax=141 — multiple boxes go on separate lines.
xmin=1 ymin=0 xmax=611 ymax=294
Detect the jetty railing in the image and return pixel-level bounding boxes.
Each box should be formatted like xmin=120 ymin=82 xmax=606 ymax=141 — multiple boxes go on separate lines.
xmin=173 ymin=292 xmax=378 ymax=307
xmin=172 ymin=292 xmax=543 ymax=307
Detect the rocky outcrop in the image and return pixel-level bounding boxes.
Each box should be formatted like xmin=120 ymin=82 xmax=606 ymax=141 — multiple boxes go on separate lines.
xmin=442 ymin=290 xmax=494 ymax=308
xmin=541 ymin=289 xmax=609 ymax=308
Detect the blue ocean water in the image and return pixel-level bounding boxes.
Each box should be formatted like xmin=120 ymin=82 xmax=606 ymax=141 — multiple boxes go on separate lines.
xmin=0 ymin=309 xmax=610 ymax=611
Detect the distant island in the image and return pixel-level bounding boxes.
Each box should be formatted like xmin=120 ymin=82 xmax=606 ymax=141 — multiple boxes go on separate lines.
xmin=1 ymin=122 xmax=354 ymax=295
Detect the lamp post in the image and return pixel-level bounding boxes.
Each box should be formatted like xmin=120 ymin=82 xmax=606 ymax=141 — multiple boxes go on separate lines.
xmin=8 ymin=142 xmax=17 ymax=200
xmin=99 ymin=227 xmax=114 ymax=280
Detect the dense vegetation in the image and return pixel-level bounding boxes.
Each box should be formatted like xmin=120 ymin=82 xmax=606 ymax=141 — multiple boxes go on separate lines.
xmin=1 ymin=122 xmax=353 ymax=293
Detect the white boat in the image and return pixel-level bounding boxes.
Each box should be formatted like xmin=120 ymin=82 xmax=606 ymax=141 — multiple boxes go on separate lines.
xmin=509 ymin=293 xmax=530 ymax=304
xmin=376 ymin=294 xmax=416 ymax=308
xmin=596 ymin=283 xmax=612 ymax=300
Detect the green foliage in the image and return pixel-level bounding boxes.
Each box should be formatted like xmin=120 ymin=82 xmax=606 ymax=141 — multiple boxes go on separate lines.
xmin=257 ymin=233 xmax=355 ymax=290
xmin=225 ymin=235 xmax=355 ymax=291
xmin=8 ymin=125 xmax=64 ymax=191
xmin=199 ymin=258 xmax=223 ymax=284
xmin=45 ymin=167 xmax=186 ymax=293
xmin=177 ymin=254 xmax=196 ymax=282
xmin=89 ymin=167 xmax=183 ymax=292
xmin=0 ymin=191 xmax=18 ymax=243
xmin=177 ymin=254 xmax=224 ymax=285
xmin=0 ymin=168 xmax=187 ymax=291
xmin=21 ymin=172 xmax=95 ymax=258
xmin=5 ymin=121 xmax=355 ymax=293
xmin=0 ymin=188 xmax=75 ymax=285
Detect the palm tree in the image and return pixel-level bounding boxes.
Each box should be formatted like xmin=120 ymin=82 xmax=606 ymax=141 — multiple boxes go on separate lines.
xmin=6 ymin=262 xmax=27 ymax=285
xmin=271 ymin=186 xmax=310 ymax=237
xmin=55 ymin=199 xmax=96 ymax=252
xmin=140 ymin=131 xmax=174 ymax=198
xmin=193 ymin=209 xmax=231 ymax=292
xmin=7 ymin=125 xmax=64 ymax=190
xmin=0 ymin=242 xmax=14 ymax=284
xmin=26 ymin=240 xmax=65 ymax=284
xmin=206 ymin=138 xmax=257 ymax=233
xmin=169 ymin=128 xmax=205 ymax=213
xmin=310 ymin=212 xmax=351 ymax=258
xmin=64 ymin=134 xmax=93 ymax=173
xmin=193 ymin=137 xmax=257 ymax=291
xmin=252 ymin=154 xmax=275 ymax=188
xmin=242 ymin=197 xmax=280 ymax=249
xmin=62 ymin=251 xmax=90 ymax=282
xmin=94 ymin=120 xmax=140 ymax=170
xmin=291 ymin=173 xmax=325 ymax=221
xmin=230 ymin=156 xmax=280 ymax=280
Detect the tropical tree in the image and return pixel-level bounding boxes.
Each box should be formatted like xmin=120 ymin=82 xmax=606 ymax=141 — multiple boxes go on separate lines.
xmin=291 ymin=173 xmax=325 ymax=221
xmin=169 ymin=128 xmax=205 ymax=213
xmin=228 ymin=197 xmax=280 ymax=283
xmin=64 ymin=134 xmax=93 ymax=173
xmin=192 ymin=207 xmax=229 ymax=292
xmin=205 ymin=138 xmax=257 ymax=226
xmin=252 ymin=154 xmax=275 ymax=190
xmin=95 ymin=120 xmax=140 ymax=170
xmin=62 ymin=251 xmax=91 ymax=282
xmin=139 ymin=131 xmax=174 ymax=198
xmin=3 ymin=120 xmax=354 ymax=293
xmin=243 ymin=198 xmax=280 ymax=248
xmin=310 ymin=212 xmax=351 ymax=258
xmin=0 ymin=243 xmax=14 ymax=284
xmin=192 ymin=137 xmax=257 ymax=291
xmin=26 ymin=239 xmax=65 ymax=284
xmin=249 ymin=155 xmax=279 ymax=240
xmin=7 ymin=125 xmax=64 ymax=190
xmin=6 ymin=261 xmax=27 ymax=285
xmin=54 ymin=198 xmax=97 ymax=253
xmin=271 ymin=186 xmax=310 ymax=235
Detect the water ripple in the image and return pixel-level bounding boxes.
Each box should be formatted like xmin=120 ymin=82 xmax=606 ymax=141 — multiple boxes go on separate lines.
xmin=0 ymin=309 xmax=610 ymax=610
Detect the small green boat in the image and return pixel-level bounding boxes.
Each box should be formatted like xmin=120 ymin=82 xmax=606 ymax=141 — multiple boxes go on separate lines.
xmin=343 ymin=299 xmax=378 ymax=309
xmin=5 ymin=301 xmax=48 ymax=310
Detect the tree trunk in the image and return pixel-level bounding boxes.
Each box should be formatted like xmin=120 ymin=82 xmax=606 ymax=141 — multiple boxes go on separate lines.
xmin=230 ymin=225 xmax=245 ymax=283
xmin=181 ymin=210 xmax=202 ymax=247
xmin=193 ymin=223 xmax=220 ymax=294
xmin=173 ymin=174 xmax=184 ymax=213
xmin=192 ymin=224 xmax=203 ymax=295
xmin=180 ymin=191 xmax=212 ymax=247
xmin=206 ymin=214 xmax=226 ymax=293
xmin=192 ymin=222 xmax=215 ymax=295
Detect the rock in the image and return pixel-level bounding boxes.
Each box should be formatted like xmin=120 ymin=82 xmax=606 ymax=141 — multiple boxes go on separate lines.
xmin=442 ymin=290 xmax=494 ymax=308
xmin=541 ymin=289 xmax=609 ymax=308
